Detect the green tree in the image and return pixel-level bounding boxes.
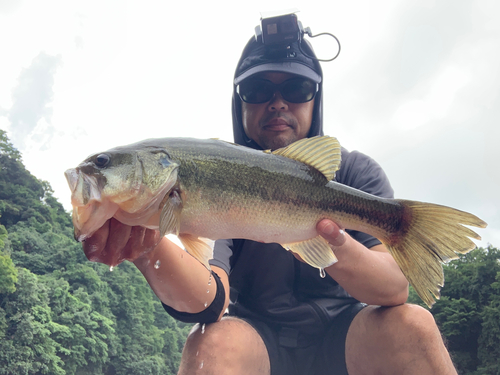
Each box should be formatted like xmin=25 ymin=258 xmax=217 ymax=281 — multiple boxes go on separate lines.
xmin=0 ymin=131 xmax=190 ymax=373
xmin=0 ymin=129 xmax=21 ymax=161
xmin=101 ymin=262 xmax=170 ymax=375
xmin=0 ymin=224 xmax=17 ymax=295
xmin=408 ymin=246 xmax=500 ymax=374
xmin=0 ymin=223 xmax=7 ymax=250
xmin=475 ymin=271 xmax=500 ymax=374
xmin=42 ymin=274 xmax=116 ymax=375
xmin=0 ymin=253 xmax=17 ymax=295
xmin=0 ymin=268 xmax=65 ymax=375
xmin=0 ymin=130 xmax=71 ymax=232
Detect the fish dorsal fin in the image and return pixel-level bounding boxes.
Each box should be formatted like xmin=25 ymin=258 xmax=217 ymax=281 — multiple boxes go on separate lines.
xmin=271 ymin=136 xmax=341 ymax=181
xmin=282 ymin=236 xmax=338 ymax=269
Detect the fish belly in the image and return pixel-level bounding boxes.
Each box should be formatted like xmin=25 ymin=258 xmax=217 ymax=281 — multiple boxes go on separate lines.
xmin=179 ymin=197 xmax=321 ymax=244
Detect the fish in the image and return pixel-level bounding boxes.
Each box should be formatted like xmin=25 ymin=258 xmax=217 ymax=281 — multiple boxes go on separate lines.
xmin=64 ymin=136 xmax=487 ymax=307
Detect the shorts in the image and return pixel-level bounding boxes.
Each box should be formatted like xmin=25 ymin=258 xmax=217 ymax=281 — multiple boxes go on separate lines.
xmin=243 ymin=303 xmax=365 ymax=375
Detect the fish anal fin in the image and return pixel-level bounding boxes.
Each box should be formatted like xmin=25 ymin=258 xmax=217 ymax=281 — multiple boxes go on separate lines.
xmin=271 ymin=136 xmax=341 ymax=181
xmin=283 ymin=236 xmax=338 ymax=269
xmin=178 ymin=234 xmax=213 ymax=270
xmin=159 ymin=190 xmax=182 ymax=237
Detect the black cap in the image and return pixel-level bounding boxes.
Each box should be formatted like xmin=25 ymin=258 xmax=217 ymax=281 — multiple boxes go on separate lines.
xmin=232 ymin=36 xmax=324 ymax=149
xmin=234 ymin=38 xmax=322 ymax=85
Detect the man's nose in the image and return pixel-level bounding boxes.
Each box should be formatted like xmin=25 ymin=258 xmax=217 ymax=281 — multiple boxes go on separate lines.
xmin=267 ymin=92 xmax=289 ymax=111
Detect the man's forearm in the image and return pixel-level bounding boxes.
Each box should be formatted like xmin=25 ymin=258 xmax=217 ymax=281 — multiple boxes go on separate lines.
xmin=320 ymin=221 xmax=409 ymax=306
xmin=133 ymin=237 xmax=220 ymax=313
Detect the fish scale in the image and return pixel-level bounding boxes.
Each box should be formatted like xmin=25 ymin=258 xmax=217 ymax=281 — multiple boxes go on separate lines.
xmin=65 ymin=136 xmax=487 ymax=307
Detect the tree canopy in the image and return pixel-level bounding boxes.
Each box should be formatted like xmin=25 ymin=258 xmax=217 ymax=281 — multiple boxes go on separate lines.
xmin=0 ymin=130 xmax=190 ymax=374
xmin=408 ymin=246 xmax=500 ymax=374
xmin=0 ymin=129 xmax=498 ymax=374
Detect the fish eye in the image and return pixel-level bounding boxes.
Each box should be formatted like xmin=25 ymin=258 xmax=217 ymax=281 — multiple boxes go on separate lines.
xmin=94 ymin=154 xmax=110 ymax=168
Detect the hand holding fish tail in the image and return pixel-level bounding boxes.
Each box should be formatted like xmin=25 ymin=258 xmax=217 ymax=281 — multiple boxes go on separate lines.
xmin=316 ymin=219 xmax=409 ymax=307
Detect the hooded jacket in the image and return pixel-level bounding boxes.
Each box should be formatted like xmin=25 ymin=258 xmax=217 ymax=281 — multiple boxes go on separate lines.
xmin=209 ymin=36 xmax=394 ymax=342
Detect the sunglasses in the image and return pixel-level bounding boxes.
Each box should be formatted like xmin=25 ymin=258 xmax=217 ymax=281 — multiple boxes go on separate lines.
xmin=237 ymin=77 xmax=318 ymax=104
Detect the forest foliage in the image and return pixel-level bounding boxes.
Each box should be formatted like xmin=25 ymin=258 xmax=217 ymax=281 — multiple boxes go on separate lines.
xmin=0 ymin=129 xmax=190 ymax=374
xmin=0 ymin=129 xmax=499 ymax=374
xmin=407 ymin=245 xmax=500 ymax=374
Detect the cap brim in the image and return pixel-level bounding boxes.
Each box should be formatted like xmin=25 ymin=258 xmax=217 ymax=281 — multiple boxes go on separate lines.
xmin=234 ymin=62 xmax=322 ymax=85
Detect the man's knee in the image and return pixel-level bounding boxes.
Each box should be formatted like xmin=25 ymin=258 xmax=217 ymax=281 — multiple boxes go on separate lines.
xmin=384 ymin=304 xmax=440 ymax=339
xmin=347 ymin=304 xmax=456 ymax=374
xmin=359 ymin=303 xmax=444 ymax=349
xmin=185 ymin=317 xmax=259 ymax=352
xmin=179 ymin=317 xmax=270 ymax=375
xmin=350 ymin=304 xmax=439 ymax=344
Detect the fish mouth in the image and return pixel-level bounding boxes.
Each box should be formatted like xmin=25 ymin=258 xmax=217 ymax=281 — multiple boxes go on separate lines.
xmin=65 ymin=168 xmax=119 ymax=242
xmin=65 ymin=168 xmax=101 ymax=206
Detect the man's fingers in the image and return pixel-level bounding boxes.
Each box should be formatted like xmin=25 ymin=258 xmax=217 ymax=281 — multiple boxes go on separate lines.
xmin=82 ymin=219 xmax=111 ymax=262
xmin=108 ymin=218 xmax=133 ymax=251
xmin=107 ymin=218 xmax=133 ymax=265
xmin=143 ymin=228 xmax=161 ymax=249
xmin=121 ymin=226 xmax=161 ymax=262
xmin=317 ymin=219 xmax=346 ymax=247
xmin=80 ymin=218 xmax=161 ymax=266
xmin=121 ymin=226 xmax=147 ymax=262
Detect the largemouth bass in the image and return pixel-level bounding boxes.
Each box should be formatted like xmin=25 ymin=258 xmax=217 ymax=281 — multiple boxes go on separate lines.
xmin=65 ymin=136 xmax=487 ymax=307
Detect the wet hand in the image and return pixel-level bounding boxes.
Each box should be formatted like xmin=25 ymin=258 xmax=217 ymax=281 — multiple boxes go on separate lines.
xmin=291 ymin=219 xmax=347 ymax=263
xmin=82 ymin=218 xmax=160 ymax=267
xmin=316 ymin=219 xmax=346 ymax=248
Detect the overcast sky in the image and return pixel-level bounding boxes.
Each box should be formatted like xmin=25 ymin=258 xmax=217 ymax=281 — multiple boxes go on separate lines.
xmin=1 ymin=0 xmax=498 ymax=248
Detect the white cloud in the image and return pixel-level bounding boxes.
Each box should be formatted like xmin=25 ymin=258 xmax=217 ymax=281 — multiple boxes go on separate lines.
xmin=0 ymin=0 xmax=498 ymax=248
xmin=7 ymin=52 xmax=61 ymax=149
xmin=392 ymin=66 xmax=470 ymax=130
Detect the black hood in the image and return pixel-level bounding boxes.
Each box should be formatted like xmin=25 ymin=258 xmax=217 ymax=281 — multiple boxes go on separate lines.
xmin=232 ymin=37 xmax=324 ymax=149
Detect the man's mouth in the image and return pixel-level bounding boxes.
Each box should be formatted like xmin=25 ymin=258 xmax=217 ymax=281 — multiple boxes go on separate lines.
xmin=263 ymin=118 xmax=291 ymax=132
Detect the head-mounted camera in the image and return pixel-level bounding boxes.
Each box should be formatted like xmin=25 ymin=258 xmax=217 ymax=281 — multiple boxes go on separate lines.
xmin=256 ymin=10 xmax=303 ymax=46
xmin=254 ymin=9 xmax=341 ymax=62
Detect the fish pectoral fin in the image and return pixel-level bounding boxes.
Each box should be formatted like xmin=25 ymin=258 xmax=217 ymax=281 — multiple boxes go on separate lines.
xmin=283 ymin=236 xmax=338 ymax=269
xmin=271 ymin=136 xmax=341 ymax=181
xmin=178 ymin=234 xmax=213 ymax=270
xmin=159 ymin=191 xmax=182 ymax=237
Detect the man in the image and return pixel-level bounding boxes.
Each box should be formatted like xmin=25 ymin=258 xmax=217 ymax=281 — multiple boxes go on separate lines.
xmin=83 ymin=29 xmax=458 ymax=375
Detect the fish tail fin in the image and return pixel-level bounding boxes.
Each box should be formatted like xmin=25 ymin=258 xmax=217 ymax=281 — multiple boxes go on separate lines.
xmin=383 ymin=200 xmax=487 ymax=308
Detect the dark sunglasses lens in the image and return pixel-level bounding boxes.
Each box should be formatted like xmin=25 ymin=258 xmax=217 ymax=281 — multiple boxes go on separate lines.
xmin=282 ymin=78 xmax=317 ymax=103
xmin=238 ymin=80 xmax=274 ymax=103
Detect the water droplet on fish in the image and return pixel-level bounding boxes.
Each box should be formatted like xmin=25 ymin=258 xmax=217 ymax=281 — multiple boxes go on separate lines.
xmin=199 ymin=360 xmax=204 ymax=369
xmin=207 ymin=289 xmax=210 ymax=293
xmin=319 ymin=268 xmax=326 ymax=278
xmin=204 ymin=302 xmax=208 ymax=307
xmin=201 ymin=323 xmax=206 ymax=334
xmin=154 ymin=260 xmax=161 ymax=269
xmin=109 ymin=266 xmax=114 ymax=272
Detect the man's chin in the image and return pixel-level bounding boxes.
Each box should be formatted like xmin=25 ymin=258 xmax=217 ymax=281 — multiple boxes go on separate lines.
xmin=258 ymin=133 xmax=299 ymax=151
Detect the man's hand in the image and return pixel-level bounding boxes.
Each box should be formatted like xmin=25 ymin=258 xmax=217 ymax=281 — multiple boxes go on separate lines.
xmin=291 ymin=219 xmax=347 ymax=263
xmin=316 ymin=219 xmax=346 ymax=248
xmin=82 ymin=218 xmax=160 ymax=267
